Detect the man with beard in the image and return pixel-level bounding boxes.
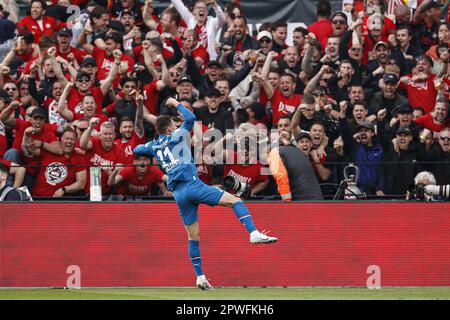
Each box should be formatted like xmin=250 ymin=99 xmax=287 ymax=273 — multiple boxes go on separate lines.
xmin=28 ymin=127 xmax=87 ymax=197
xmin=378 ymin=124 xmax=423 ymax=197
xmin=16 ymin=0 xmax=65 ymax=44
xmin=171 ymin=0 xmax=225 ymax=60
xmin=340 ymin=102 xmax=384 ymax=195
xmin=80 ymin=119 xmax=121 ymax=196
xmin=1 ymin=104 xmax=62 ymax=189
xmin=369 ymin=72 xmax=409 ymax=122
xmin=414 ymin=98 xmax=450 ymax=134
xmin=194 ymin=87 xmax=233 ymax=134
xmin=108 ymin=154 xmax=170 ymax=197
xmin=103 ymin=77 xmax=140 ymax=124
xmin=222 ymin=16 xmax=258 ymax=70
xmin=399 ymin=55 xmax=438 ymax=114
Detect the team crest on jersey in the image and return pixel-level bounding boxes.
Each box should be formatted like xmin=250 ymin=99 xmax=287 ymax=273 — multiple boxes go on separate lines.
xmin=45 ymin=162 xmax=68 ymax=185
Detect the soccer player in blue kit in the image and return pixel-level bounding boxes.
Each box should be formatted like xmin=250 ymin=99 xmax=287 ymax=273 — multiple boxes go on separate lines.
xmin=134 ymin=97 xmax=278 ymax=291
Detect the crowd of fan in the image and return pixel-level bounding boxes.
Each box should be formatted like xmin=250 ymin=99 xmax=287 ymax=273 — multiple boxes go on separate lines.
xmin=0 ymin=0 xmax=449 ymax=201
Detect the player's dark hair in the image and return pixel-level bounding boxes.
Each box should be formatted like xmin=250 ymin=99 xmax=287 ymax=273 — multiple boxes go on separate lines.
xmin=155 ymin=115 xmax=173 ymax=135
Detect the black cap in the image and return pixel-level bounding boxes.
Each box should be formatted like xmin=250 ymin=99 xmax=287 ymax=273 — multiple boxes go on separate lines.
xmin=177 ymin=75 xmax=192 ymax=85
xmin=297 ymin=131 xmax=312 ymax=141
xmin=76 ymin=71 xmax=91 ymax=81
xmin=30 ymin=108 xmax=46 ymax=119
xmin=207 ymin=60 xmax=222 ymax=68
xmin=375 ymin=41 xmax=389 ymax=50
xmin=357 ymin=121 xmax=375 ymax=131
xmin=57 ymin=27 xmax=73 ymax=37
xmin=397 ymin=126 xmax=413 ymax=136
xmin=383 ymin=73 xmax=399 ymax=84
xmin=0 ymin=88 xmax=12 ymax=104
xmin=204 ymin=87 xmax=222 ymax=97
xmin=80 ymin=56 xmax=97 ymax=67
xmin=331 ymin=11 xmax=348 ymax=23
xmin=393 ymin=104 xmax=414 ymax=115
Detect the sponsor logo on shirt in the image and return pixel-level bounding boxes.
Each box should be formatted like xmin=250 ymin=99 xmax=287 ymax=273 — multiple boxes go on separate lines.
xmin=278 ymin=102 xmax=297 ymax=114
xmin=45 ymin=162 xmax=68 ymax=186
xmin=227 ymin=169 xmax=252 ymax=184
xmin=90 ymin=153 xmax=114 ymax=172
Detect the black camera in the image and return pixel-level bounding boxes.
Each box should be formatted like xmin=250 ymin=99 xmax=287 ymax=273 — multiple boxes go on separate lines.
xmin=223 ymin=176 xmax=250 ymax=199
xmin=407 ymin=183 xmax=450 ymax=201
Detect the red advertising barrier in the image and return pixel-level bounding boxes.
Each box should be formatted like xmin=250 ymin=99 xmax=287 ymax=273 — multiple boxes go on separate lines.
xmin=1 ymin=202 xmax=449 ymax=287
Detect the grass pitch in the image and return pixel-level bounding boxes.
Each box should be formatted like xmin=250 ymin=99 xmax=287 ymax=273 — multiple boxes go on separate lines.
xmin=1 ymin=287 xmax=449 ymax=300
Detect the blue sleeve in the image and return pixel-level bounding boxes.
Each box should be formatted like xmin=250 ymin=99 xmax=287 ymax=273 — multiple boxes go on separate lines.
xmin=133 ymin=141 xmax=154 ymax=157
xmin=177 ymin=103 xmax=196 ymax=132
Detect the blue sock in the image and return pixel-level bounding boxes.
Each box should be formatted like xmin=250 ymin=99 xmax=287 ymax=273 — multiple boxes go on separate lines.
xmin=232 ymin=201 xmax=257 ymax=234
xmin=188 ymin=240 xmax=203 ymax=277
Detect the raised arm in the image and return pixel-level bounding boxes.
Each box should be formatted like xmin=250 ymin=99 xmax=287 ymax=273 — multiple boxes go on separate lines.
xmin=100 ymin=49 xmax=122 ymax=96
xmin=47 ymin=47 xmax=68 ymax=87
xmin=79 ymin=117 xmax=99 ymax=150
xmin=57 ymin=82 xmax=75 ymax=121
xmin=134 ymin=92 xmax=145 ymax=139
xmin=167 ymin=97 xmax=196 ymax=131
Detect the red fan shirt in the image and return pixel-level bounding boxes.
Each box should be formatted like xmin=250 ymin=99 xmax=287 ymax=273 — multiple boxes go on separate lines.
xmin=84 ymin=137 xmax=122 ymax=195
xmin=32 ymin=150 xmax=86 ymax=197
xmin=114 ymin=132 xmax=146 ymax=165
xmin=269 ymin=89 xmax=302 ymax=125
xmin=117 ymin=165 xmax=164 ymax=196
xmin=17 ymin=16 xmax=65 ymax=44
xmin=399 ymin=74 xmax=438 ymax=114
xmin=66 ymin=86 xmax=104 ymax=116
xmin=12 ymin=119 xmax=58 ymax=175
xmin=92 ymin=46 xmax=135 ymax=87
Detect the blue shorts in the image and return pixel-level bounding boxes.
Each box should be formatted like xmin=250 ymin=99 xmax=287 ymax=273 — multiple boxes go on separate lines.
xmin=172 ymin=178 xmax=225 ymax=225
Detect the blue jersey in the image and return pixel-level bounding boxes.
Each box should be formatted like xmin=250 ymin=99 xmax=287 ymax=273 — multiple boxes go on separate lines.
xmin=134 ymin=104 xmax=198 ymax=191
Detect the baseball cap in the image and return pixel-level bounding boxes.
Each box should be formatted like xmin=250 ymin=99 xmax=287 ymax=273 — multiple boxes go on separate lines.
xmin=357 ymin=121 xmax=375 ymax=131
xmin=397 ymin=126 xmax=413 ymax=136
xmin=30 ymin=108 xmax=46 ymax=119
xmin=257 ymin=30 xmax=272 ymax=41
xmin=177 ymin=75 xmax=192 ymax=85
xmin=331 ymin=11 xmax=348 ymax=23
xmin=393 ymin=104 xmax=414 ymax=115
xmin=57 ymin=27 xmax=73 ymax=37
xmin=374 ymin=41 xmax=389 ymax=50
xmin=80 ymin=56 xmax=97 ymax=67
xmin=383 ymin=73 xmax=399 ymax=84
xmin=204 ymin=87 xmax=222 ymax=97
xmin=207 ymin=60 xmax=222 ymax=68
xmin=296 ymin=131 xmax=312 ymax=141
